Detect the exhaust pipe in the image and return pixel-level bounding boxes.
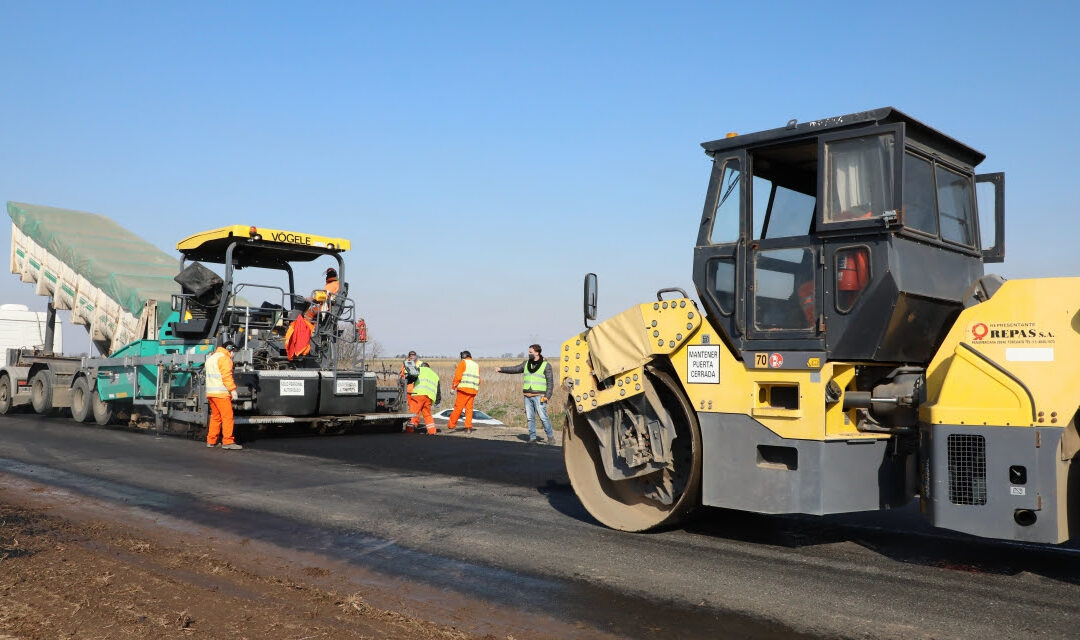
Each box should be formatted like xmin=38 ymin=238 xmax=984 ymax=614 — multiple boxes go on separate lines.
xmin=1014 ymin=509 xmax=1037 ymax=526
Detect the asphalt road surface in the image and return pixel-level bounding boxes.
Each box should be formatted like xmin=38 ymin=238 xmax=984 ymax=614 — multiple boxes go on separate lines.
xmin=2 ymin=413 xmax=1080 ymax=639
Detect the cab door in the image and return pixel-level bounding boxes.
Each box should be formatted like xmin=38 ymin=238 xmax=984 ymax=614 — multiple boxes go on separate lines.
xmin=742 ymin=146 xmax=823 ymax=349
xmin=693 ymin=151 xmax=747 ymax=348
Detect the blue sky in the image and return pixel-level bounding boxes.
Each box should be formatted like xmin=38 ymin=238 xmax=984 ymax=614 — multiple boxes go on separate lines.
xmin=2 ymin=2 xmax=1078 ymax=357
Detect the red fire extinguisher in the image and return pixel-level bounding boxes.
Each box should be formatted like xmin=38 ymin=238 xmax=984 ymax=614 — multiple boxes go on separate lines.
xmin=355 ymin=318 xmax=368 ymax=343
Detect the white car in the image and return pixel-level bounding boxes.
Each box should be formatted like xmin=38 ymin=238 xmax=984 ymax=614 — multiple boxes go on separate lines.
xmin=432 ymin=408 xmax=505 ymax=426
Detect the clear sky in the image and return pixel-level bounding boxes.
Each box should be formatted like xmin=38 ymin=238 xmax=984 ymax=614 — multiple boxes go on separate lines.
xmin=1 ymin=1 xmax=1078 ymax=357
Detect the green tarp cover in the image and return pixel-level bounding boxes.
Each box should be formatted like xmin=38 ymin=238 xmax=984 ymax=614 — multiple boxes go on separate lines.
xmin=7 ymin=201 xmax=180 ymax=322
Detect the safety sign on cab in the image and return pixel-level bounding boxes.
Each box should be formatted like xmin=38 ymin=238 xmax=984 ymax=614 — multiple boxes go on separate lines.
xmin=687 ymin=345 xmax=720 ymax=384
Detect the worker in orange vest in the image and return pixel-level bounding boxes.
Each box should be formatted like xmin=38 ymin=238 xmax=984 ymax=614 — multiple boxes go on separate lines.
xmin=448 ymin=350 xmax=480 ymax=433
xmin=407 ymin=362 xmax=441 ymax=435
xmin=324 ymin=267 xmax=340 ymax=295
xmin=205 ymin=335 xmax=242 ymax=450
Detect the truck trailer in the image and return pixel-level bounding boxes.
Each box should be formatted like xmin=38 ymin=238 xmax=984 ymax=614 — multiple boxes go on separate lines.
xmin=1 ymin=202 xmax=410 ymax=436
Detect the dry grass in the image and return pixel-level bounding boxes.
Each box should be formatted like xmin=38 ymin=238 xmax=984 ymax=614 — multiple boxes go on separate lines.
xmin=371 ymin=358 xmax=567 ymax=431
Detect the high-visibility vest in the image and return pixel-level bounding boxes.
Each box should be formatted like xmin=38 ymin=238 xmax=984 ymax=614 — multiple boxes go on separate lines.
xmin=412 ymin=367 xmax=439 ymax=401
xmin=522 ymin=361 xmax=548 ymax=393
xmin=459 ymin=359 xmax=480 ymax=391
xmin=205 ymin=349 xmax=232 ymax=397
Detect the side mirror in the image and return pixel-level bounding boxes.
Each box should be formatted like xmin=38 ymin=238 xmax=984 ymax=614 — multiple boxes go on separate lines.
xmin=583 ymin=272 xmax=598 ymax=328
xmin=171 ymin=294 xmax=184 ymax=313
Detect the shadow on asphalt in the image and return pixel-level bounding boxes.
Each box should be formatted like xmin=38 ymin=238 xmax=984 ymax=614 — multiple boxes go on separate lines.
xmin=685 ymin=505 xmax=1080 ymax=585
xmin=248 ymin=429 xmax=573 ymax=488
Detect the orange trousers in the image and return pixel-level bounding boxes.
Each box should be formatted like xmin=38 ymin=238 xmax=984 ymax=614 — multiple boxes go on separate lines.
xmin=409 ymin=395 xmax=435 ymax=434
xmin=448 ymin=391 xmax=476 ymax=430
xmin=207 ymin=396 xmax=235 ymax=445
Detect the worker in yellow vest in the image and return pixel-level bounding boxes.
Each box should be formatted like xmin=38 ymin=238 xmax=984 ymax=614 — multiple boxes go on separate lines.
xmin=407 ymin=362 xmax=441 ymax=435
xmin=495 ymin=344 xmax=555 ymax=445
xmin=205 ymin=335 xmax=242 ymax=450
xmin=448 ymin=350 xmax=480 ymax=433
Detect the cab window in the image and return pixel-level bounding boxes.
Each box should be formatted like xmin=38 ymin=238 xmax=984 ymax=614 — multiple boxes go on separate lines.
xmin=824 ymin=133 xmax=896 ymax=222
xmin=753 ymin=247 xmax=815 ymax=331
xmin=751 ymin=141 xmax=817 ymax=239
xmin=936 ymin=165 xmax=975 ymax=246
xmin=902 ymin=152 xmax=938 ymax=235
xmin=901 ymin=151 xmax=977 ymax=247
xmin=709 ymin=158 xmax=741 ymax=244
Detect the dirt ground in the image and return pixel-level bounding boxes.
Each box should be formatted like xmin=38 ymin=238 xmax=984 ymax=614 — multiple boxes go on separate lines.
xmin=0 ymin=486 xmax=499 ymax=640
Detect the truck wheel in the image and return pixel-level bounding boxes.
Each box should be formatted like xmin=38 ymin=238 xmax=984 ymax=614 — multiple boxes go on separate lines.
xmin=0 ymin=374 xmax=12 ymax=415
xmin=30 ymin=370 xmax=55 ymax=415
xmin=70 ymin=377 xmax=92 ymax=423
xmin=563 ymin=365 xmax=703 ymax=532
xmin=92 ymin=392 xmax=114 ymax=426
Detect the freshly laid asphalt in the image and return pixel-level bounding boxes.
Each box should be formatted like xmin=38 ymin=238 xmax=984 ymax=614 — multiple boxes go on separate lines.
xmin=2 ymin=413 xmax=1080 ymax=639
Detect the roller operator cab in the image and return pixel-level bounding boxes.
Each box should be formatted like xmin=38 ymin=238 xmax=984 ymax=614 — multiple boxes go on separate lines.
xmin=563 ymin=108 xmax=1080 ymax=544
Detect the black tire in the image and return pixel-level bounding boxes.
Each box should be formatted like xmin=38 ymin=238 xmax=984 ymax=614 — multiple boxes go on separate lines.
xmin=0 ymin=374 xmax=12 ymax=415
xmin=70 ymin=377 xmax=92 ymax=423
xmin=563 ymin=364 xmax=703 ymax=532
xmin=92 ymin=390 xmax=114 ymax=426
xmin=30 ymin=369 xmax=55 ymax=415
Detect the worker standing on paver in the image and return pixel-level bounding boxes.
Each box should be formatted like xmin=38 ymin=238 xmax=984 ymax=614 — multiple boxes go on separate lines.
xmin=407 ymin=362 xmax=441 ymax=435
xmin=495 ymin=344 xmax=555 ymax=445
xmin=205 ymin=335 xmax=242 ymax=450
xmin=323 ymin=267 xmax=340 ymax=295
xmin=448 ymin=350 xmax=480 ymax=434
xmin=285 ymin=306 xmax=315 ymax=360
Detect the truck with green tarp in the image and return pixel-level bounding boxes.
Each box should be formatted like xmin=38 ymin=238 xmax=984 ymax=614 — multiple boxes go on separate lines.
xmin=1 ymin=201 xmax=410 ymax=436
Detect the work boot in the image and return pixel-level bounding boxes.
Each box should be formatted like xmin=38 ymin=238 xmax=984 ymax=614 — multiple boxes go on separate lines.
xmin=426 ymin=427 xmax=437 ymax=435
xmin=464 ymin=428 xmax=473 ymax=435
xmin=527 ymin=438 xmax=537 ymax=445
xmin=206 ymin=442 xmax=219 ymax=448
xmin=222 ymin=443 xmax=243 ymax=450
xmin=404 ymin=425 xmax=416 ymax=434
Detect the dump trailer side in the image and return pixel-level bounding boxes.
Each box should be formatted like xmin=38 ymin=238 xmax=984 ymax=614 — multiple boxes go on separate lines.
xmin=8 ymin=201 xmax=179 ymax=355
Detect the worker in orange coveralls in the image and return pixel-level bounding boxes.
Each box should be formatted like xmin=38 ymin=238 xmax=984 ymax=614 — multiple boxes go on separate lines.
xmin=399 ymin=351 xmax=423 ymax=429
xmin=285 ymin=308 xmax=315 ymax=360
xmin=406 ymin=362 xmax=441 ymax=435
xmin=448 ymin=350 xmax=480 ymax=434
xmin=205 ymin=335 xmax=242 ymax=450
